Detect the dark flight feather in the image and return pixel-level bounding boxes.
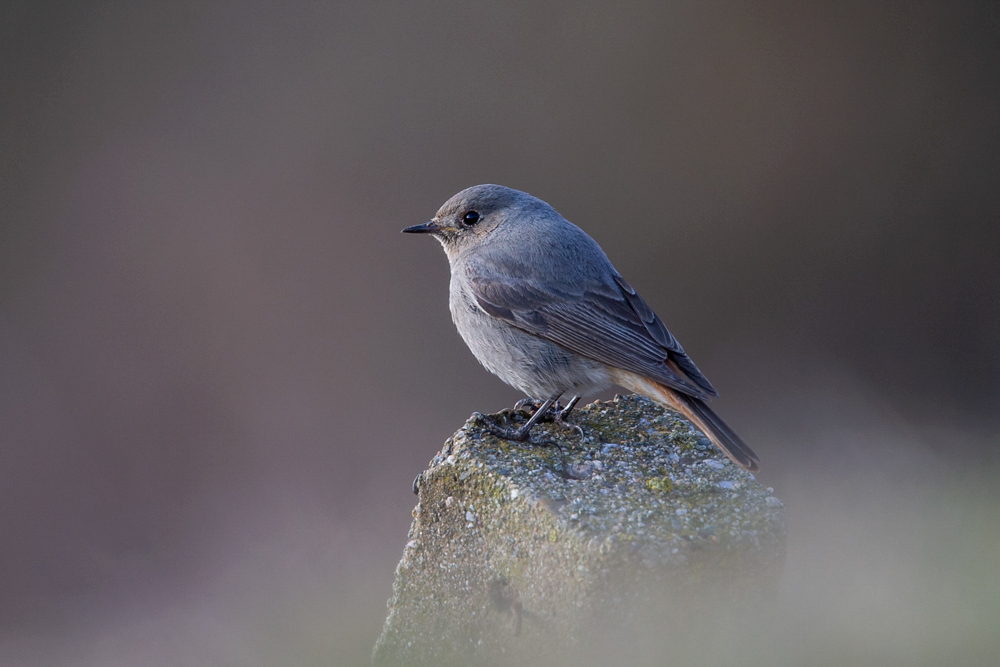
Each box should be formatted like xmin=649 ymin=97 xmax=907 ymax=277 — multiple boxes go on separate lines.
xmin=469 ymin=270 xmax=719 ymax=401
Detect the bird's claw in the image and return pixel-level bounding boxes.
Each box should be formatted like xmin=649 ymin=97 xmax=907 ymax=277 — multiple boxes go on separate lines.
xmin=513 ymin=397 xmax=540 ymax=412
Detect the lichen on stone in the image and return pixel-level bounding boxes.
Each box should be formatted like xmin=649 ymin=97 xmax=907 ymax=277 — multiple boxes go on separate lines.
xmin=373 ymin=395 xmax=785 ymax=667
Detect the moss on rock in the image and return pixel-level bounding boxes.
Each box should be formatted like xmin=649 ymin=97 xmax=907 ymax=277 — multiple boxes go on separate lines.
xmin=372 ymin=395 xmax=785 ymax=667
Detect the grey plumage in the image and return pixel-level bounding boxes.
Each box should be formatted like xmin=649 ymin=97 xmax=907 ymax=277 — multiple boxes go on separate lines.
xmin=403 ymin=184 xmax=760 ymax=471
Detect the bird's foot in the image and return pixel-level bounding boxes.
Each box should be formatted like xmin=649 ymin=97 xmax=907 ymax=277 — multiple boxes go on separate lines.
xmin=513 ymin=397 xmax=540 ymax=412
xmin=551 ymin=396 xmax=584 ymax=438
xmin=471 ymin=412 xmax=533 ymax=442
xmin=504 ymin=396 xmax=584 ymax=438
xmin=513 ymin=398 xmax=563 ymax=423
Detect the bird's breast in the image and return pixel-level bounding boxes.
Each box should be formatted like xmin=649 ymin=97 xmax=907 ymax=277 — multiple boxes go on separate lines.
xmin=447 ymin=274 xmax=612 ymax=398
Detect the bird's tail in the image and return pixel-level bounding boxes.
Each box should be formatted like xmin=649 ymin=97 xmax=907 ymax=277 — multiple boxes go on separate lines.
xmin=611 ymin=370 xmax=760 ymax=472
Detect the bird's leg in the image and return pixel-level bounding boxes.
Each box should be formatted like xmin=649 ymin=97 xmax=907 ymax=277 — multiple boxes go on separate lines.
xmin=552 ymin=395 xmax=584 ymax=437
xmin=515 ymin=396 xmax=578 ymax=422
xmin=555 ymin=395 xmax=580 ymax=421
xmin=474 ymin=394 xmax=561 ymax=443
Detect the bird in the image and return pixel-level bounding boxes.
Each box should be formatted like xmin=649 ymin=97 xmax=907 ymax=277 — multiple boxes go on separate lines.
xmin=403 ymin=184 xmax=759 ymax=471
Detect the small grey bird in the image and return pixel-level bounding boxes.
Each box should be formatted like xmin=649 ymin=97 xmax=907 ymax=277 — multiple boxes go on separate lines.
xmin=403 ymin=184 xmax=759 ymax=471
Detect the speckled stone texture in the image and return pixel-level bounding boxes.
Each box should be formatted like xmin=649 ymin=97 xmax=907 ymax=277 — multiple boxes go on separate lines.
xmin=372 ymin=395 xmax=785 ymax=667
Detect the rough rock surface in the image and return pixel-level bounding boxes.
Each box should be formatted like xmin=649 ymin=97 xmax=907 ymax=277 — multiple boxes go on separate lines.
xmin=372 ymin=395 xmax=785 ymax=667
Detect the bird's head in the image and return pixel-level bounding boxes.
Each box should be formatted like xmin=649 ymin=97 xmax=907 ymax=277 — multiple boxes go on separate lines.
xmin=402 ymin=184 xmax=548 ymax=257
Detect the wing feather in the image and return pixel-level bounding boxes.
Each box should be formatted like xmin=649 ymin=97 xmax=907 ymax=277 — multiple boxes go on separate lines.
xmin=469 ymin=269 xmax=718 ymax=399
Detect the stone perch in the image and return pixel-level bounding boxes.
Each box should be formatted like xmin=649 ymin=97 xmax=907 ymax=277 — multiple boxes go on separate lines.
xmin=372 ymin=395 xmax=785 ymax=666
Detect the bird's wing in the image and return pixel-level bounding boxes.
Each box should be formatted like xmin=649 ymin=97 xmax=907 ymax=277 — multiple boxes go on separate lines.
xmin=468 ymin=267 xmax=718 ymax=399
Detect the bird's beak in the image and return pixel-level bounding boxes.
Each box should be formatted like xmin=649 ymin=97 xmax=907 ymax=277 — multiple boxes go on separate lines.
xmin=402 ymin=220 xmax=441 ymax=234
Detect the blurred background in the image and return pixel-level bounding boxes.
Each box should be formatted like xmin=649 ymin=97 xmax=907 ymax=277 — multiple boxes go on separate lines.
xmin=1 ymin=1 xmax=998 ymax=665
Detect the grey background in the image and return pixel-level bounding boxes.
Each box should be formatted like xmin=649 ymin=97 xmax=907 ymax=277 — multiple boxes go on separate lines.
xmin=2 ymin=2 xmax=998 ymax=665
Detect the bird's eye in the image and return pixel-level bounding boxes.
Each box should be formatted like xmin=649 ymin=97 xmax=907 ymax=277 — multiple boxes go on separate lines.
xmin=462 ymin=211 xmax=481 ymax=226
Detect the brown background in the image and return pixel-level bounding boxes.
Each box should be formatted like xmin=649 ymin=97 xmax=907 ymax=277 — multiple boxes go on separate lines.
xmin=2 ymin=2 xmax=998 ymax=665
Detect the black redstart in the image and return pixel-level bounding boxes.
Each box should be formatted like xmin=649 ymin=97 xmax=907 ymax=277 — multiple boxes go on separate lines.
xmin=403 ymin=184 xmax=759 ymax=471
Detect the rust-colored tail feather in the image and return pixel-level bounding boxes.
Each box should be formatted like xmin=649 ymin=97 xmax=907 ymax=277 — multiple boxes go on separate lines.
xmin=611 ymin=370 xmax=760 ymax=472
